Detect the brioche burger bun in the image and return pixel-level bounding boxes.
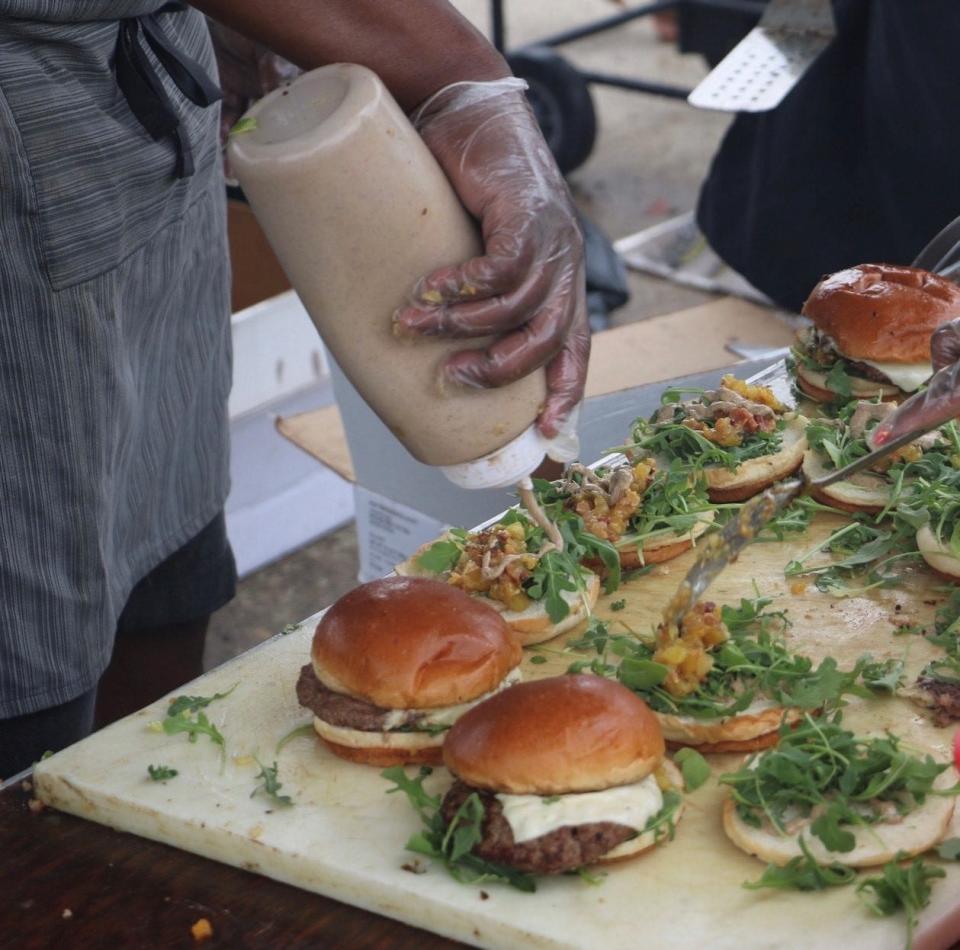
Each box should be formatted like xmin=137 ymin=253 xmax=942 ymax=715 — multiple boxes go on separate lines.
xmin=295 ymin=576 xmax=522 ymax=767
xmin=917 ymin=523 xmax=960 ymax=582
xmin=396 ymin=543 xmax=601 ymax=646
xmin=797 ymin=264 xmax=960 ymax=402
xmin=704 ymin=415 xmax=808 ymax=503
xmin=439 ymin=675 xmax=685 ymax=874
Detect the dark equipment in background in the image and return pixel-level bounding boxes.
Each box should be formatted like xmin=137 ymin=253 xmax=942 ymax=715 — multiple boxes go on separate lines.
xmin=492 ymin=0 xmax=767 ymax=175
xmin=492 ymin=0 xmax=768 ymax=328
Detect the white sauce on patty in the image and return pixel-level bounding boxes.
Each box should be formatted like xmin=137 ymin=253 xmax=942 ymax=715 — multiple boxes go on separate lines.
xmin=495 ymin=773 xmax=663 ymax=844
xmin=859 ymin=359 xmax=932 ymax=392
xmin=380 ymin=666 xmax=522 ymax=732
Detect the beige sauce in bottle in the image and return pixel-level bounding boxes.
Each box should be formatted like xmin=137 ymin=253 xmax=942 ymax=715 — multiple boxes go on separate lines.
xmin=228 ymin=64 xmax=549 ymax=483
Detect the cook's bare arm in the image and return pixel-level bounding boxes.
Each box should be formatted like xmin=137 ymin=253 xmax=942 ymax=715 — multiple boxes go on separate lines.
xmin=190 ymin=0 xmax=589 ymax=436
xmin=191 ymin=0 xmax=509 ymax=108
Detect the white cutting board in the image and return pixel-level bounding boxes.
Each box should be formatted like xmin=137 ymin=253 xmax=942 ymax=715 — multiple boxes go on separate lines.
xmin=35 ymin=519 xmax=960 ymax=950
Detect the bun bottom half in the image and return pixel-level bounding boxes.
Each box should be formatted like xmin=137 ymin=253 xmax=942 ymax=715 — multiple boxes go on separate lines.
xmin=617 ymin=511 xmax=715 ymax=570
xmin=723 ymin=768 xmax=956 ymax=868
xmin=794 ymin=364 xmax=900 ymax=404
xmin=596 ymin=759 xmax=686 ymax=864
xmin=802 ymin=450 xmax=891 ymax=514
xmin=656 ymin=705 xmax=802 ymax=751
xmin=704 ymin=417 xmax=808 ymax=503
xmin=496 ymin=572 xmax=601 ymax=645
xmin=319 ymin=738 xmax=443 ymax=768
xmin=312 ymin=715 xmax=444 ymax=767
xmin=917 ymin=524 xmax=960 ymax=581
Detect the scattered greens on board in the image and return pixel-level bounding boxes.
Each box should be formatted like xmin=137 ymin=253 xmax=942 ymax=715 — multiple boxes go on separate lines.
xmin=251 ymin=758 xmax=294 ymax=807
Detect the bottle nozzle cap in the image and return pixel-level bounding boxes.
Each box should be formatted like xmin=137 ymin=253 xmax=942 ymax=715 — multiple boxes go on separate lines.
xmin=439 ymin=406 xmax=581 ymax=490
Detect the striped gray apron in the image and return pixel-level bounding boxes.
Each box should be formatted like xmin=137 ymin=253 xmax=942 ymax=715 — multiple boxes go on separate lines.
xmin=0 ymin=1 xmax=232 ymax=716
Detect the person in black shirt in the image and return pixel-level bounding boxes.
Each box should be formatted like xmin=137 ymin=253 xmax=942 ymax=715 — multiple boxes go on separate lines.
xmin=697 ymin=0 xmax=960 ymax=312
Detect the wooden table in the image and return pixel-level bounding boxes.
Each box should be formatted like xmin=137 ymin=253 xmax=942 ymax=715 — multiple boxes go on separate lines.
xmin=0 ymin=777 xmax=458 ymax=948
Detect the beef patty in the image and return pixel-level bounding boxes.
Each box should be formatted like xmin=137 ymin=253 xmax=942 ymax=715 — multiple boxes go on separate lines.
xmin=845 ymin=359 xmax=896 ymax=385
xmin=296 ymin=664 xmax=422 ymax=732
xmin=915 ymin=674 xmax=960 ymax=727
xmin=440 ymin=780 xmax=638 ymax=875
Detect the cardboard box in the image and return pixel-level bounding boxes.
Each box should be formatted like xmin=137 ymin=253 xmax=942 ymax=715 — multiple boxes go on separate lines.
xmin=277 ymin=296 xmax=797 ymax=580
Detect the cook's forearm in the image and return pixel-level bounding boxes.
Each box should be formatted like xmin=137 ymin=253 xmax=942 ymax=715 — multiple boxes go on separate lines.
xmin=189 ymin=0 xmax=509 ymax=111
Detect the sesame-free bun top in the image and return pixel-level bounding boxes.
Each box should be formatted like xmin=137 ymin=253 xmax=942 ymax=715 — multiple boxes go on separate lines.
xmin=443 ymin=675 xmax=665 ymax=795
xmin=311 ymin=576 xmax=521 ymax=710
xmin=802 ymin=264 xmax=960 ymax=363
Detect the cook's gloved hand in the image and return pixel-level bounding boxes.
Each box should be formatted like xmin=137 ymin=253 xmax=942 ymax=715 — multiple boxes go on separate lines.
xmin=395 ymin=78 xmax=590 ymax=440
xmin=871 ymin=318 xmax=960 ymax=446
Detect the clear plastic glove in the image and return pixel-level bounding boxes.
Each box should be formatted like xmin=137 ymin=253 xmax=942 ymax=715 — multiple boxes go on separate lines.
xmin=871 ymin=317 xmax=960 ymax=446
xmin=396 ymin=79 xmax=590 ymax=439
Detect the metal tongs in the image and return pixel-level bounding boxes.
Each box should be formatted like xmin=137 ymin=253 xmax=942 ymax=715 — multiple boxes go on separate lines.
xmin=660 ymin=383 xmax=954 ymax=633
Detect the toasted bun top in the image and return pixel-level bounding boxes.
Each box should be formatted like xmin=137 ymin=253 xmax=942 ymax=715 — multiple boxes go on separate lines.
xmin=802 ymin=264 xmax=960 ymax=363
xmin=311 ymin=576 xmax=521 ymax=709
xmin=443 ymin=675 xmax=665 ymax=795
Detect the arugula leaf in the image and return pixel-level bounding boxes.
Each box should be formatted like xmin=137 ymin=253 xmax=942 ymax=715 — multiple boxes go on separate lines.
xmin=383 ymin=766 xmax=441 ymax=819
xmin=229 ymin=116 xmax=258 ymax=135
xmin=275 ymin=722 xmax=316 ymax=754
xmin=251 ymin=758 xmax=294 ymax=807
xmin=857 ymin=856 xmax=945 ymax=949
xmin=162 ymin=709 xmax=226 ymax=760
xmin=810 ymin=807 xmax=856 ymax=854
xmin=383 ymin=767 xmax=536 ymax=892
xmin=147 ymin=764 xmax=178 ymax=781
xmin=825 ymin=361 xmax=853 ymax=399
xmin=415 ymin=539 xmax=462 ymax=574
xmin=860 ymin=656 xmax=906 ymax=694
xmin=937 ymin=837 xmax=960 ymax=861
xmin=744 ymin=837 xmax=856 ymax=891
xmin=928 ymin=590 xmax=960 ymax=655
xmin=576 ymin=866 xmax=607 ymax=886
xmin=166 ymin=683 xmax=238 ymax=718
xmin=568 ymin=598 xmax=862 ymax=721
xmin=526 ymin=550 xmax=580 ymax=624
xmin=673 ymin=748 xmax=711 ymax=792
xmin=754 ymin=496 xmax=826 ymax=541
xmin=784 ymin=515 xmax=920 ymax=598
xmin=642 ymin=790 xmax=683 ymax=843
xmin=392 ymin=721 xmax=452 ymax=737
xmin=721 ymin=592 xmax=790 ymax=638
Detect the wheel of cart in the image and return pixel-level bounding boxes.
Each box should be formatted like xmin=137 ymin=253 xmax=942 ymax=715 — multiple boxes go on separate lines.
xmin=490 ymin=0 xmax=769 ymax=174
xmin=506 ymin=46 xmax=597 ymax=175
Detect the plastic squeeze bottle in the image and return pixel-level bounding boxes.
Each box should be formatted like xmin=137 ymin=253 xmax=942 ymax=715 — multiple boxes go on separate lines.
xmin=228 ymin=64 xmax=569 ymax=490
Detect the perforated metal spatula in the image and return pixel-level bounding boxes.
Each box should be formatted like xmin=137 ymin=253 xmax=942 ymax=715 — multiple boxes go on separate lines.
xmin=658 ymin=412 xmax=944 ymax=633
xmin=687 ymin=0 xmax=835 ymax=113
